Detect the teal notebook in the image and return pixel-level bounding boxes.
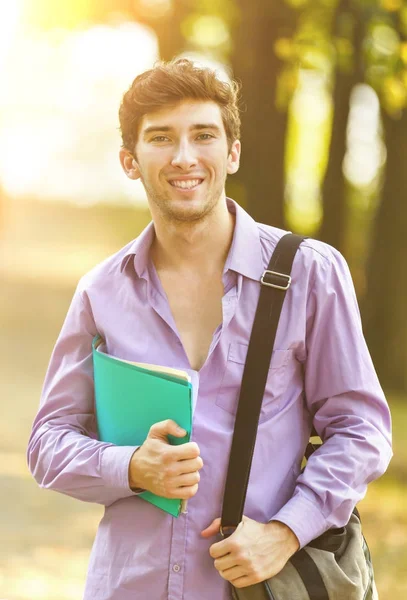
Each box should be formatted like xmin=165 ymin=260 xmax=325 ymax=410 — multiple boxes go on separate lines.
xmin=92 ymin=335 xmax=193 ymax=517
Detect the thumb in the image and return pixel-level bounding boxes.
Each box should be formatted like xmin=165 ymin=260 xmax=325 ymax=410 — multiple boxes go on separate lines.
xmin=148 ymin=419 xmax=186 ymax=442
xmin=201 ymin=517 xmax=222 ymax=538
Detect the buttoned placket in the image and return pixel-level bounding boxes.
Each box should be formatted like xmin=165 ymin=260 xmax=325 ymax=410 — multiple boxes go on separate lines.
xmin=144 ymin=265 xmax=240 ymax=599
xmin=167 ymin=510 xmax=189 ymax=599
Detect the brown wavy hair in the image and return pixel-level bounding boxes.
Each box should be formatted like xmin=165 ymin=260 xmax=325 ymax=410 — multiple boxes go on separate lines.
xmin=119 ymin=58 xmax=241 ymax=154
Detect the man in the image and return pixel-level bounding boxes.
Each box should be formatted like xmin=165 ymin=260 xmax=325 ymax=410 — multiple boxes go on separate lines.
xmin=27 ymin=58 xmax=392 ymax=600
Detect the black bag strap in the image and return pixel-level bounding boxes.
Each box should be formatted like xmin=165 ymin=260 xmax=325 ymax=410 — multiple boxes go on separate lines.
xmin=220 ymin=233 xmax=306 ymax=534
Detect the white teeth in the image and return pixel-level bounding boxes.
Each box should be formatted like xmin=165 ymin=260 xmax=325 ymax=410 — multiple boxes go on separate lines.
xmin=170 ymin=179 xmax=201 ymax=189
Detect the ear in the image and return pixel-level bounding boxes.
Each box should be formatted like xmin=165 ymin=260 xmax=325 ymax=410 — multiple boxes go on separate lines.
xmin=226 ymin=139 xmax=241 ymax=175
xmin=119 ymin=148 xmax=141 ymax=180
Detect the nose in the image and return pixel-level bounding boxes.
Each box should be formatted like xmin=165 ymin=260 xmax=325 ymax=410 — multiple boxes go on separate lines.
xmin=171 ymin=140 xmax=198 ymax=170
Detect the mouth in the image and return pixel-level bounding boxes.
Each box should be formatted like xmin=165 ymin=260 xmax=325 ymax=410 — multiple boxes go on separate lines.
xmin=168 ymin=178 xmax=204 ymax=192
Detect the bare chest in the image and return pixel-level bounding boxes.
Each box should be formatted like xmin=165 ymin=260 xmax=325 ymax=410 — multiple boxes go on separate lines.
xmin=158 ymin=272 xmax=224 ymax=371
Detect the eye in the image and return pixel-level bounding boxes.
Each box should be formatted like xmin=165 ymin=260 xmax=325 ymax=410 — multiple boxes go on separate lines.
xmin=151 ymin=135 xmax=170 ymax=142
xmin=196 ymin=133 xmax=215 ymax=141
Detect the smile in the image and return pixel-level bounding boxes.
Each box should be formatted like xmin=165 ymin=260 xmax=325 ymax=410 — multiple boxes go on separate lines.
xmin=169 ymin=179 xmax=203 ymax=190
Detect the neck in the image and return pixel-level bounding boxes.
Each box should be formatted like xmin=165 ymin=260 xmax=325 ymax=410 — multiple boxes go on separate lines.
xmin=150 ymin=199 xmax=235 ymax=276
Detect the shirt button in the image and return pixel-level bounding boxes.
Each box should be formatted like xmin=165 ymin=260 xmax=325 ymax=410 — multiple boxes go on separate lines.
xmin=173 ymin=564 xmax=181 ymax=572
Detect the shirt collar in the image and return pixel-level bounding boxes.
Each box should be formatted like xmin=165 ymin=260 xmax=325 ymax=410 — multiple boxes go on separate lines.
xmin=224 ymin=198 xmax=264 ymax=281
xmin=120 ymin=198 xmax=264 ymax=282
xmin=120 ymin=220 xmax=155 ymax=277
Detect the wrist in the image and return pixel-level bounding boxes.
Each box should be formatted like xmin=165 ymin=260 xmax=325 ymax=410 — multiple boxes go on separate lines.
xmin=128 ymin=447 xmax=143 ymax=490
xmin=266 ymin=520 xmax=300 ymax=557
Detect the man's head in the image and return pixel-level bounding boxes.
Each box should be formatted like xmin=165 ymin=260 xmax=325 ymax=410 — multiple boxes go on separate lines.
xmin=119 ymin=58 xmax=241 ymax=155
xmin=118 ymin=59 xmax=242 ymax=224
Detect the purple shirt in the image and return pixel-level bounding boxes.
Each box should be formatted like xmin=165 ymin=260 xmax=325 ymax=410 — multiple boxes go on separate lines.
xmin=27 ymin=199 xmax=392 ymax=600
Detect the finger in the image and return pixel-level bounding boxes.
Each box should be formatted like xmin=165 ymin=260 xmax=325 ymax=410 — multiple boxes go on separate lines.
xmin=174 ymin=456 xmax=204 ymax=475
xmin=148 ymin=420 xmax=186 ymax=441
xmin=201 ymin=517 xmax=221 ymax=538
xmin=231 ymin=575 xmax=254 ymax=588
xmin=167 ymin=442 xmax=203 ymax=466
xmin=175 ymin=483 xmax=199 ymax=500
xmin=171 ymin=442 xmax=201 ymax=461
xmin=173 ymin=471 xmax=200 ymax=487
xmin=208 ymin=521 xmax=243 ymax=556
xmin=209 ymin=539 xmax=233 ymax=559
xmin=214 ymin=554 xmax=237 ymax=572
xmin=219 ymin=565 xmax=247 ymax=583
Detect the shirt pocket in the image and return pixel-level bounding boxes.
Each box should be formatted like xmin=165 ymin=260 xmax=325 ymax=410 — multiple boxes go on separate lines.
xmin=216 ymin=342 xmax=291 ymax=423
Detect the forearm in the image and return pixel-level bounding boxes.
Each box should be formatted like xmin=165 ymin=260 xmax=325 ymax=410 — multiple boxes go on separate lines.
xmin=272 ymin=414 xmax=392 ymax=548
xmin=28 ymin=417 xmax=139 ymax=506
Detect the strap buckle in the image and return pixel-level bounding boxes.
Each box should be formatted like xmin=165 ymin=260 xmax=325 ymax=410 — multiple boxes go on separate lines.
xmin=261 ymin=270 xmax=291 ymax=290
xmin=219 ymin=524 xmax=237 ymax=538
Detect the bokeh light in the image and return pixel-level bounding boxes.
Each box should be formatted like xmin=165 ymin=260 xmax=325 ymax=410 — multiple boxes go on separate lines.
xmin=344 ymin=84 xmax=386 ymax=190
xmin=0 ymin=18 xmax=158 ymax=204
xmin=285 ymin=70 xmax=331 ymax=234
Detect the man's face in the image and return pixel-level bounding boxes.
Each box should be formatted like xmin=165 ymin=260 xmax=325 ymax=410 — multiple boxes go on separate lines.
xmin=121 ymin=100 xmax=240 ymax=223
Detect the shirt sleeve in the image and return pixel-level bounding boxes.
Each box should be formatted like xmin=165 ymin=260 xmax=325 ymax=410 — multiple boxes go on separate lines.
xmin=271 ymin=244 xmax=392 ymax=548
xmin=27 ymin=283 xmax=140 ymax=507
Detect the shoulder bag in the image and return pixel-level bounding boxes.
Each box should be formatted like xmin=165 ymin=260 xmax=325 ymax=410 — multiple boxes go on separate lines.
xmin=221 ymin=233 xmax=378 ymax=600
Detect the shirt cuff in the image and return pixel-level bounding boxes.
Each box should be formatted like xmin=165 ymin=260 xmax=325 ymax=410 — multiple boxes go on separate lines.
xmin=270 ymin=494 xmax=328 ymax=548
xmin=100 ymin=444 xmax=142 ymax=494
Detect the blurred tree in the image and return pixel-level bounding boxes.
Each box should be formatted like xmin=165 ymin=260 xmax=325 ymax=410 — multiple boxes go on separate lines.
xmin=364 ymin=108 xmax=407 ymax=392
xmin=363 ymin=8 xmax=407 ymax=393
xmin=318 ymin=0 xmax=364 ymax=252
xmin=130 ymin=0 xmax=190 ymax=60
xmin=230 ymin=0 xmax=297 ymax=228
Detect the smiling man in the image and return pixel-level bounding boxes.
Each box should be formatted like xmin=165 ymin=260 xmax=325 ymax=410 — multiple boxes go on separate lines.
xmin=126 ymin=103 xmax=235 ymax=222
xmin=27 ymin=59 xmax=392 ymax=600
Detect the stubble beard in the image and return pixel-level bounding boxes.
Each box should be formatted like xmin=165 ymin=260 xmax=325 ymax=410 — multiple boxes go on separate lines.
xmin=142 ymin=174 xmax=226 ymax=225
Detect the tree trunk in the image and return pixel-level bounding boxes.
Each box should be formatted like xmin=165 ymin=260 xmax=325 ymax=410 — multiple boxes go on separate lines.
xmin=230 ymin=0 xmax=295 ymax=228
xmin=146 ymin=4 xmax=189 ymax=61
xmin=363 ymin=109 xmax=407 ymax=393
xmin=318 ymin=5 xmax=363 ymax=252
xmin=318 ymin=74 xmax=352 ymax=251
xmin=127 ymin=0 xmax=191 ymax=61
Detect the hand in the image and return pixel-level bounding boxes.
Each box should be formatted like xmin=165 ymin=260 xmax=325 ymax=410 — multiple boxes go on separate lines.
xmin=128 ymin=419 xmax=203 ymax=500
xmin=201 ymin=515 xmax=300 ymax=588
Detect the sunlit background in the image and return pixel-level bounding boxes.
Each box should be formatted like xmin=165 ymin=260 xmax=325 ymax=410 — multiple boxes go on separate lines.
xmin=0 ymin=2 xmax=388 ymax=211
xmin=0 ymin=0 xmax=406 ymax=598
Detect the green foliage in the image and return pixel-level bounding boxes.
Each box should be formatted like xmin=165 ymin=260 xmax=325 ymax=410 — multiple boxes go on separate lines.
xmin=181 ymin=13 xmax=231 ymax=53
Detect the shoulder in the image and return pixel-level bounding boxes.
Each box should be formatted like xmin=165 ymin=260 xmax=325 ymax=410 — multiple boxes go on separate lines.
xmin=75 ymin=238 xmax=137 ymax=297
xmin=256 ymin=221 xmax=347 ymax=272
xmin=255 ymin=222 xmax=354 ymax=299
xmin=297 ymin=238 xmax=348 ymax=278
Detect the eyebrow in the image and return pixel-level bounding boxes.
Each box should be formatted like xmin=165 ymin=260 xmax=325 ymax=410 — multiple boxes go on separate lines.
xmin=142 ymin=123 xmax=223 ymax=137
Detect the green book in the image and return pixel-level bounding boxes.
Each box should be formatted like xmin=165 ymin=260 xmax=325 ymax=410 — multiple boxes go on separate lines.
xmin=92 ymin=335 xmax=193 ymax=517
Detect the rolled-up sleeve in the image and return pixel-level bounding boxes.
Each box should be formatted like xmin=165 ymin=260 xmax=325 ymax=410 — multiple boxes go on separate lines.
xmin=27 ymin=284 xmax=139 ymax=507
xmin=272 ymin=244 xmax=392 ymax=547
